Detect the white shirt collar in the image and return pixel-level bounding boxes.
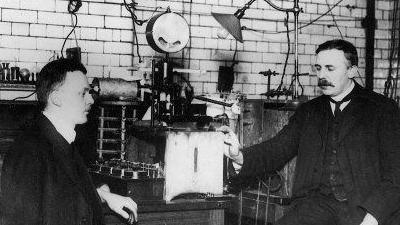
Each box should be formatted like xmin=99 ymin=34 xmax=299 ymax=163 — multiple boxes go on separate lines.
xmin=329 ymin=80 xmax=355 ymax=113
xmin=42 ymin=111 xmax=76 ymax=144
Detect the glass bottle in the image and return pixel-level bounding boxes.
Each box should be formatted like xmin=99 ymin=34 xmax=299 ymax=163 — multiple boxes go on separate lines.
xmin=2 ymin=63 xmax=10 ymax=82
xmin=0 ymin=63 xmax=3 ymax=81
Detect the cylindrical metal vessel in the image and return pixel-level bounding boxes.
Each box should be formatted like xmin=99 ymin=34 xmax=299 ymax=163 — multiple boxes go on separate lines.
xmin=92 ymin=78 xmax=139 ymax=100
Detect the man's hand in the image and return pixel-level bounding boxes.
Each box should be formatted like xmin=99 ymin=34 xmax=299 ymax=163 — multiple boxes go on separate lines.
xmin=217 ymin=126 xmax=243 ymax=165
xmin=97 ymin=184 xmax=138 ymax=222
xmin=360 ymin=213 xmax=378 ymax=225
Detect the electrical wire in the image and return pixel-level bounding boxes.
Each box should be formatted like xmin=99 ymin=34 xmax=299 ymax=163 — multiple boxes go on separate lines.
xmin=181 ymin=3 xmax=186 ymax=65
xmin=188 ymin=0 xmax=193 ymax=68
xmin=116 ymin=0 xmax=361 ymax=28
xmin=241 ymin=174 xmax=285 ymax=225
xmin=266 ymin=12 xmax=303 ymax=98
xmin=124 ymin=0 xmax=142 ymax=62
xmin=132 ymin=19 xmax=142 ymax=62
xmin=394 ymin=19 xmax=400 ymax=101
xmin=288 ymin=71 xmax=304 ymax=96
xmin=288 ymin=0 xmax=345 ymax=33
xmin=325 ymin=0 xmax=344 ymax=39
xmin=60 ymin=0 xmax=82 ymax=58
xmin=245 ymin=0 xmax=345 ymax=35
xmin=48 ymin=51 xmax=58 ymax=62
xmin=60 ymin=13 xmax=78 ymax=58
xmin=277 ymin=12 xmax=290 ymax=92
xmin=68 ymin=0 xmax=82 ymax=13
xmin=122 ymin=0 xmax=160 ymax=63
xmin=232 ymin=40 xmax=238 ymax=66
xmin=72 ymin=15 xmax=80 ymax=48
xmin=393 ymin=1 xmax=400 ymax=100
xmin=11 ymin=91 xmax=37 ymax=101
xmin=123 ymin=0 xmax=160 ymax=25
xmin=79 ymin=0 xmax=359 ymax=25
xmin=385 ymin=0 xmax=400 ymax=99
xmin=123 ymin=0 xmax=146 ymax=26
xmin=240 ymin=196 xmax=289 ymax=207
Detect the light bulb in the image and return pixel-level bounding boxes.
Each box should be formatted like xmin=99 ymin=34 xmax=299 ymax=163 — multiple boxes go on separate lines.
xmin=217 ymin=27 xmax=229 ymax=39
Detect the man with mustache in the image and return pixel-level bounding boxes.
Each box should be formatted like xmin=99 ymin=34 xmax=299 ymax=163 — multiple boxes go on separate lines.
xmin=223 ymin=40 xmax=400 ymax=225
xmin=0 ymin=59 xmax=137 ymax=225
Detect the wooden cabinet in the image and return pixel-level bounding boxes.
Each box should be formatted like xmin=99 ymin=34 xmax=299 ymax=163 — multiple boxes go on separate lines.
xmin=233 ymin=99 xmax=296 ymax=224
xmin=0 ymin=100 xmax=39 ymax=189
xmin=104 ymin=200 xmax=227 ymax=225
xmin=0 ymin=100 xmax=38 ymax=155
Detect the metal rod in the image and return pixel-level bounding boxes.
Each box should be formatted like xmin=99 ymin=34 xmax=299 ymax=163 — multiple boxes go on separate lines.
xmin=121 ymin=105 xmax=126 ymax=160
xmin=151 ymin=59 xmax=156 ymax=127
xmin=99 ymin=107 xmax=105 ymax=159
xmin=193 ymin=95 xmax=234 ymax=107
xmin=238 ymin=191 xmax=243 ymax=225
xmin=234 ymin=0 xmax=257 ymax=18
xmin=262 ymin=0 xmax=301 ymax=99
xmin=263 ymin=0 xmax=295 ymax=13
xmin=294 ymin=0 xmax=300 ymax=99
xmin=255 ymin=180 xmax=261 ymax=225
xmin=127 ymin=67 xmax=207 ymax=74
xmin=264 ymin=177 xmax=271 ymax=225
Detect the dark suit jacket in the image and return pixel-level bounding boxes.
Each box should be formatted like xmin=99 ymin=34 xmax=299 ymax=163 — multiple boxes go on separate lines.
xmin=240 ymin=83 xmax=400 ymax=224
xmin=0 ymin=115 xmax=104 ymax=225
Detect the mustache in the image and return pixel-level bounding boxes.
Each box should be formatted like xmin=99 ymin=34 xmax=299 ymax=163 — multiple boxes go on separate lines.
xmin=318 ymin=79 xmax=335 ymax=87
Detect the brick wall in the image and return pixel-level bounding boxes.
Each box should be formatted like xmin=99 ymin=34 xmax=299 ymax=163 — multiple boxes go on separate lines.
xmin=0 ymin=0 xmax=394 ymax=99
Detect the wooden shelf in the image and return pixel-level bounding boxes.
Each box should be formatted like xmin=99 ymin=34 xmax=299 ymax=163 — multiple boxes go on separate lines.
xmin=0 ymin=83 xmax=36 ymax=91
xmin=0 ymin=100 xmax=37 ymax=105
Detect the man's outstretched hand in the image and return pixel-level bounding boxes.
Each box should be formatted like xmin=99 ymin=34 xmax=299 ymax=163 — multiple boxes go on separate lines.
xmin=217 ymin=126 xmax=243 ymax=165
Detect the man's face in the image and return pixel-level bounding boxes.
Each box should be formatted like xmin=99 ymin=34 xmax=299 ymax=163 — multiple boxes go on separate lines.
xmin=314 ymin=49 xmax=355 ymax=97
xmin=55 ymin=71 xmax=94 ymax=126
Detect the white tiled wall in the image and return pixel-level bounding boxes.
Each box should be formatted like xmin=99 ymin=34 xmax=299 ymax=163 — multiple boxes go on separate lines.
xmin=0 ymin=0 xmax=394 ymax=98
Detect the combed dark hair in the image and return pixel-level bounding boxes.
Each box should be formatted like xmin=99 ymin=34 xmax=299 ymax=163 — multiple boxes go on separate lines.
xmin=316 ymin=39 xmax=358 ymax=66
xmin=36 ymin=58 xmax=87 ymax=109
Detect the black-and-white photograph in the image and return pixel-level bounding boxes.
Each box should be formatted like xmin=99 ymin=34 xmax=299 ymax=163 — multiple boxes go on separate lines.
xmin=0 ymin=0 xmax=399 ymax=224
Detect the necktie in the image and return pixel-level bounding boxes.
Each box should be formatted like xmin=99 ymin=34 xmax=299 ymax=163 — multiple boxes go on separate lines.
xmin=329 ymin=94 xmax=352 ymax=117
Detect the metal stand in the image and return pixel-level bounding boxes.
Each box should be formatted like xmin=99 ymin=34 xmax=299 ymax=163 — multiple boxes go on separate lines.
xmin=263 ymin=0 xmax=301 ymax=99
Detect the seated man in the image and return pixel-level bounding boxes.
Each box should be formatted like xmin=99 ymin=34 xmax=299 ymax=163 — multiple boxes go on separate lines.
xmin=223 ymin=39 xmax=400 ymax=225
xmin=0 ymin=58 xmax=137 ymax=225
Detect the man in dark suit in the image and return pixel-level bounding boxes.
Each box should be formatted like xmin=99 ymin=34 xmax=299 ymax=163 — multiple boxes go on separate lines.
xmin=0 ymin=58 xmax=137 ymax=225
xmin=223 ymin=40 xmax=400 ymax=225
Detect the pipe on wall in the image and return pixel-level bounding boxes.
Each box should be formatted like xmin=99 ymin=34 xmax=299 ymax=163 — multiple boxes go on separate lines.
xmin=362 ymin=0 xmax=376 ymax=90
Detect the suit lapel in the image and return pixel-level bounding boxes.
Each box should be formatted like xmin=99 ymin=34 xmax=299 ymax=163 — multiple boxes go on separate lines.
xmin=337 ymin=83 xmax=366 ymax=143
xmin=316 ymin=82 xmax=366 ymax=144
xmin=315 ymin=96 xmax=364 ymax=148
xmin=317 ymin=96 xmax=330 ymax=146
xmin=39 ymin=114 xmax=104 ymax=221
xmin=337 ymin=100 xmax=364 ymax=143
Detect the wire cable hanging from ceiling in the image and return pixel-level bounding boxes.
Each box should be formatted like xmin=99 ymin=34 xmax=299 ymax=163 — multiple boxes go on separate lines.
xmin=275 ymin=12 xmax=291 ymax=96
xmin=384 ymin=0 xmax=400 ymax=103
xmin=325 ymin=0 xmax=344 ymax=39
xmin=243 ymin=0 xmax=345 ymax=35
xmin=123 ymin=0 xmax=161 ymax=63
xmin=60 ymin=0 xmax=82 ymax=58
